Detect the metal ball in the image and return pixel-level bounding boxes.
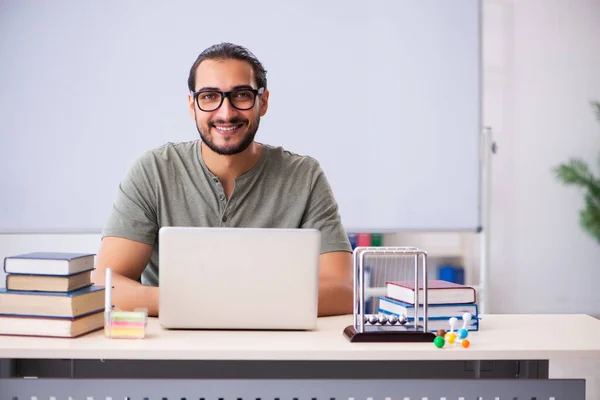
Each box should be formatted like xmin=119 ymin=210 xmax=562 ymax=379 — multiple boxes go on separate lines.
xmin=398 ymin=314 xmax=408 ymax=325
xmin=368 ymin=314 xmax=379 ymax=324
xmin=377 ymin=314 xmax=388 ymax=325
xmin=388 ymin=314 xmax=399 ymax=325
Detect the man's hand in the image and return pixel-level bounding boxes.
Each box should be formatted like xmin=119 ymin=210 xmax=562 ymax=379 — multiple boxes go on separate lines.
xmin=92 ymin=237 xmax=158 ymax=316
xmin=317 ymin=251 xmax=353 ymax=316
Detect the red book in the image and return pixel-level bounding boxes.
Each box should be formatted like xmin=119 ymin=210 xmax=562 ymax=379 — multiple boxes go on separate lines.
xmin=385 ymin=280 xmax=476 ymax=305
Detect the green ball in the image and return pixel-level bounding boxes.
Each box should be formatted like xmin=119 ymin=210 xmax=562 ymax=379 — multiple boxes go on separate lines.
xmin=434 ymin=336 xmax=445 ymax=348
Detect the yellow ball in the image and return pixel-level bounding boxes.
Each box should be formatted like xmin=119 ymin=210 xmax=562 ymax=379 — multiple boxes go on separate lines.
xmin=445 ymin=332 xmax=456 ymax=344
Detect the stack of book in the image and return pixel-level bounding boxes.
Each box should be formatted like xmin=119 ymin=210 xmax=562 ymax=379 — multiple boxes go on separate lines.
xmin=0 ymin=252 xmax=105 ymax=338
xmin=377 ymin=279 xmax=479 ymax=332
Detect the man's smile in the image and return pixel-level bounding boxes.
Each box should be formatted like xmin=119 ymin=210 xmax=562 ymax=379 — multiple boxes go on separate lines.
xmin=213 ymin=122 xmax=245 ymax=135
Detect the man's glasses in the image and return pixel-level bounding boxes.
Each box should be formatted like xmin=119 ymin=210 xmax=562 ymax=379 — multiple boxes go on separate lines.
xmin=192 ymin=87 xmax=265 ymax=112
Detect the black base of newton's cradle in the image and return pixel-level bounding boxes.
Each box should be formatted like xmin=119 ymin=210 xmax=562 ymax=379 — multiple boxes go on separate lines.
xmin=343 ymin=325 xmax=436 ymax=342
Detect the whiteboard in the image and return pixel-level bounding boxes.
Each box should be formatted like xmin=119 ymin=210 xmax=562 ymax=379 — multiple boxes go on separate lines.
xmin=0 ymin=0 xmax=481 ymax=233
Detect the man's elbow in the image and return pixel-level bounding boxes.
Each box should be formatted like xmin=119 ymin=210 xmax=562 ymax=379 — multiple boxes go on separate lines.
xmin=318 ymin=279 xmax=353 ymax=317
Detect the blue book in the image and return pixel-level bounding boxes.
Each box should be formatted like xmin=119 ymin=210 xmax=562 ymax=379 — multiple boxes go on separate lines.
xmin=0 ymin=285 xmax=105 ymax=318
xmin=377 ymin=296 xmax=478 ymax=320
xmin=377 ymin=309 xmax=480 ymax=332
xmin=3 ymin=252 xmax=95 ymax=276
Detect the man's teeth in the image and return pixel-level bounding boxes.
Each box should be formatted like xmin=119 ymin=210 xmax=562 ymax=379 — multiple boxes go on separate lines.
xmin=215 ymin=125 xmax=242 ymax=131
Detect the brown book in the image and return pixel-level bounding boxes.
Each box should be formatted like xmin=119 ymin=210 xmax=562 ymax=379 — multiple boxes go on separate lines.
xmin=0 ymin=286 xmax=105 ymax=318
xmin=6 ymin=270 xmax=93 ymax=292
xmin=0 ymin=310 xmax=104 ymax=338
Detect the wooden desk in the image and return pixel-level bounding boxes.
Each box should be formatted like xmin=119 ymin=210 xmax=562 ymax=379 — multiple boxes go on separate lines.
xmin=1 ymin=314 xmax=599 ymax=361
xmin=1 ymin=314 xmax=595 ymax=399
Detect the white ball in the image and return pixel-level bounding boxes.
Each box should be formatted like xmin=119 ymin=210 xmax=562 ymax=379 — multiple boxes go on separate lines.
xmin=449 ymin=317 xmax=458 ymax=327
xmin=463 ymin=312 xmax=472 ymax=322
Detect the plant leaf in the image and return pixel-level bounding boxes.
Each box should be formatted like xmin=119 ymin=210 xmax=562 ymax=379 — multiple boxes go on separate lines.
xmin=555 ymin=158 xmax=593 ymax=186
xmin=580 ymin=192 xmax=600 ymax=246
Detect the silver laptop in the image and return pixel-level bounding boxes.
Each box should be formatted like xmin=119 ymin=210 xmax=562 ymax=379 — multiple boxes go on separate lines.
xmin=158 ymin=227 xmax=321 ymax=330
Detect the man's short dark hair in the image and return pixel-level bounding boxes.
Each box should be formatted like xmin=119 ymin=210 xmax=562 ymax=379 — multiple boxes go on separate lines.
xmin=187 ymin=43 xmax=268 ymax=92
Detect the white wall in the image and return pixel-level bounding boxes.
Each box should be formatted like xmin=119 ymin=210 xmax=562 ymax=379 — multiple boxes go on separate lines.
xmin=483 ymin=3 xmax=600 ymax=395
xmin=486 ymin=0 xmax=600 ymax=316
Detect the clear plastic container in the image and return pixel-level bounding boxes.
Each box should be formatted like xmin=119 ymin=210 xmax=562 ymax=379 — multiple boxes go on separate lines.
xmin=104 ymin=308 xmax=147 ymax=339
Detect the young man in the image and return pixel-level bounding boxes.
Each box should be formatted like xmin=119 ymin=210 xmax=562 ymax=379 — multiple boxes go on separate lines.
xmin=93 ymin=43 xmax=353 ymax=317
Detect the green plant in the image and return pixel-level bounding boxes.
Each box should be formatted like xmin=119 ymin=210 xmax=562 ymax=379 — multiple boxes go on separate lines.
xmin=554 ymin=101 xmax=600 ymax=245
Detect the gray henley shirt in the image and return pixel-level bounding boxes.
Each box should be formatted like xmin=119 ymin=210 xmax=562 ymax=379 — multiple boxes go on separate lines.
xmin=102 ymin=140 xmax=351 ymax=285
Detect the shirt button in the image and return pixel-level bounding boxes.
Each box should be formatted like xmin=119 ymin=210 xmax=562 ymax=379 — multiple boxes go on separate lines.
xmin=219 ymin=194 xmax=225 ymax=201
xmin=222 ymin=215 xmax=228 ymax=222
xmin=213 ymin=178 xmax=219 ymax=183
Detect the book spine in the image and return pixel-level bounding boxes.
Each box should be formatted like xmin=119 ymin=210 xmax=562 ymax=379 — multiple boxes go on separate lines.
xmin=377 ymin=309 xmax=478 ymax=320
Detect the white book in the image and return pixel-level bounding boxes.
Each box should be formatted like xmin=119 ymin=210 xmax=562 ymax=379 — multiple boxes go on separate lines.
xmin=385 ymin=279 xmax=477 ymax=305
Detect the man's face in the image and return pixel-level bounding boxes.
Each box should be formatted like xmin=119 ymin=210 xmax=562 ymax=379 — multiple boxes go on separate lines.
xmin=188 ymin=59 xmax=269 ymax=155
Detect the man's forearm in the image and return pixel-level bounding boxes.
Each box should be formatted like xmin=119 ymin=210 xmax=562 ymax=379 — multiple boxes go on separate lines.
xmin=318 ymin=278 xmax=353 ymax=316
xmin=97 ymin=272 xmax=159 ymax=317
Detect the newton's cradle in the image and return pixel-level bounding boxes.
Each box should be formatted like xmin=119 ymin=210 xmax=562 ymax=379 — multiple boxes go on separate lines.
xmin=344 ymin=246 xmax=471 ymax=347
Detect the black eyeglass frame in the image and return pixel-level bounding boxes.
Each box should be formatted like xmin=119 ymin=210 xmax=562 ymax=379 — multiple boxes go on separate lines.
xmin=192 ymin=87 xmax=265 ymax=112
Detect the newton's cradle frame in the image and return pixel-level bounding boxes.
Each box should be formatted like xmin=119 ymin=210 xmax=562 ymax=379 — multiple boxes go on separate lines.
xmin=344 ymin=246 xmax=436 ymax=342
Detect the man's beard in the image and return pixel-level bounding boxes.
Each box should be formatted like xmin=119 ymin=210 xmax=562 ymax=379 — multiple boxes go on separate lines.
xmin=195 ymin=115 xmax=260 ymax=156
